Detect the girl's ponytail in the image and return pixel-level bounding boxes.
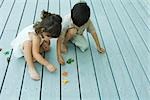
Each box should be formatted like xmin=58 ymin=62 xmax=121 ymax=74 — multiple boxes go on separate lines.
xmin=40 ymin=10 xmax=52 ymax=19
xmin=33 ymin=10 xmax=62 ymax=37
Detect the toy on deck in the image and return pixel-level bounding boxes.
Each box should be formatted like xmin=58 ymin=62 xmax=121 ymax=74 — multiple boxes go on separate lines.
xmin=0 ymin=49 xmax=11 ymax=63
xmin=4 ymin=51 xmax=11 ymax=63
xmin=4 ymin=51 xmax=10 ymax=55
xmin=66 ymin=58 xmax=74 ymax=64
xmin=62 ymin=71 xmax=69 ymax=77
xmin=62 ymin=71 xmax=69 ymax=85
xmin=62 ymin=79 xmax=69 ymax=85
xmin=62 ymin=58 xmax=75 ymax=85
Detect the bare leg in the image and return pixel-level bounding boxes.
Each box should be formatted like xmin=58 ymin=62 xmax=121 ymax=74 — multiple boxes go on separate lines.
xmin=23 ymin=41 xmax=40 ymax=80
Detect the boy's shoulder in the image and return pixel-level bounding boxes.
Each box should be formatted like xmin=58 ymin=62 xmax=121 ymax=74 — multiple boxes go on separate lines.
xmin=87 ymin=19 xmax=92 ymax=24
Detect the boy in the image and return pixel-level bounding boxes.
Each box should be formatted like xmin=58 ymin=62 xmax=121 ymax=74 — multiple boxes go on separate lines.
xmin=57 ymin=2 xmax=105 ymax=65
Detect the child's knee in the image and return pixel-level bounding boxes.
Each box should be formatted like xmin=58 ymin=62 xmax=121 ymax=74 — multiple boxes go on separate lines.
xmin=79 ymin=43 xmax=89 ymax=52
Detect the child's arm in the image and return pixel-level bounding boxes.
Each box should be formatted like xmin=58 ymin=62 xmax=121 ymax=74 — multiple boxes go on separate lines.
xmin=32 ymin=35 xmax=50 ymax=66
xmin=57 ymin=37 xmax=65 ymax=65
xmin=91 ymin=32 xmax=105 ymax=53
xmin=87 ymin=19 xmax=105 ymax=53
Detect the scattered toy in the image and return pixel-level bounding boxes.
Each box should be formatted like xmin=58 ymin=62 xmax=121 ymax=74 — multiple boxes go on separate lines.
xmin=66 ymin=58 xmax=74 ymax=64
xmin=62 ymin=71 xmax=69 ymax=77
xmin=4 ymin=51 xmax=10 ymax=55
xmin=62 ymin=79 xmax=69 ymax=85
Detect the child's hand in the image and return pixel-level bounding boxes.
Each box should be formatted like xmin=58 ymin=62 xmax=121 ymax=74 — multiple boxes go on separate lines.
xmin=58 ymin=56 xmax=65 ymax=65
xmin=46 ymin=63 xmax=57 ymax=72
xmin=97 ymin=47 xmax=105 ymax=53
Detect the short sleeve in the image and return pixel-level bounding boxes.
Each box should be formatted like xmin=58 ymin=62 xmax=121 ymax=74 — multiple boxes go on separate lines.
xmin=59 ymin=19 xmax=69 ymax=39
xmin=59 ymin=14 xmax=74 ymax=39
xmin=87 ymin=19 xmax=96 ymax=33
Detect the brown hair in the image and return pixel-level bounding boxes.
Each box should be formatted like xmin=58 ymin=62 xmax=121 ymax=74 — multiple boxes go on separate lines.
xmin=33 ymin=10 xmax=62 ymax=38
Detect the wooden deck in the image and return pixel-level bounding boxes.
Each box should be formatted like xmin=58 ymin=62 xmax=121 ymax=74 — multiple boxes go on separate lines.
xmin=0 ymin=0 xmax=150 ymax=100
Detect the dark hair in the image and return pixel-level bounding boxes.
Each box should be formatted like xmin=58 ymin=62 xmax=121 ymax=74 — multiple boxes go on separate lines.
xmin=71 ymin=2 xmax=90 ymax=27
xmin=33 ymin=10 xmax=62 ymax=38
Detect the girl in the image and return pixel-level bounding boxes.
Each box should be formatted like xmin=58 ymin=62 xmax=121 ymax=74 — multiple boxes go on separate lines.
xmin=11 ymin=10 xmax=62 ymax=80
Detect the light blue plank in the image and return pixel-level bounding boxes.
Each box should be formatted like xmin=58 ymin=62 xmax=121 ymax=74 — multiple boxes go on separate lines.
xmin=48 ymin=0 xmax=59 ymax=14
xmin=88 ymin=0 xmax=140 ymax=99
xmin=87 ymin=0 xmax=119 ymax=100
xmin=104 ymin=0 xmax=150 ymax=99
xmin=0 ymin=1 xmax=27 ymax=98
xmin=120 ymin=0 xmax=150 ymax=52
xmin=41 ymin=0 xmax=61 ymax=100
xmin=136 ymin=0 xmax=150 ymax=15
xmin=119 ymin=0 xmax=150 ymax=82
xmin=61 ymin=43 xmax=81 ymax=100
xmin=41 ymin=40 xmax=61 ymax=100
xmin=117 ymin=0 xmax=150 ymax=81
xmin=60 ymin=0 xmax=80 ymax=100
xmin=128 ymin=0 xmax=150 ymax=30
xmin=69 ymin=0 xmax=101 ymax=100
xmin=75 ymin=39 xmax=101 ymax=100
xmin=112 ymin=0 xmax=150 ymax=81
xmin=0 ymin=0 xmax=4 ymax=8
xmin=0 ymin=2 xmax=24 ymax=94
xmin=60 ymin=0 xmax=70 ymax=17
xmin=0 ymin=0 xmax=15 ymax=38
xmin=19 ymin=0 xmax=43 ymax=100
xmin=0 ymin=58 xmax=25 ymax=100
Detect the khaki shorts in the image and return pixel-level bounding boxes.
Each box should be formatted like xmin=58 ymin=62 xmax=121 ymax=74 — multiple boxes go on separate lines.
xmin=71 ymin=34 xmax=89 ymax=52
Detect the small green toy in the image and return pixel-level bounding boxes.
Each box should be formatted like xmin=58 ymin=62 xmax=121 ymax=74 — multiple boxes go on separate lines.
xmin=66 ymin=58 xmax=74 ymax=64
xmin=4 ymin=51 xmax=10 ymax=55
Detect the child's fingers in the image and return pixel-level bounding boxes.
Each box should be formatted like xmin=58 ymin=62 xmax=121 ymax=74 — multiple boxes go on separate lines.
xmin=46 ymin=64 xmax=57 ymax=72
xmin=59 ymin=59 xmax=65 ymax=65
xmin=97 ymin=48 xmax=105 ymax=53
xmin=58 ymin=57 xmax=65 ymax=65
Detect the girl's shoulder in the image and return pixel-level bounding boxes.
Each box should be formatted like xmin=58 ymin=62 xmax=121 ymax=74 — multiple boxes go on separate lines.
xmin=29 ymin=32 xmax=38 ymax=39
xmin=32 ymin=33 xmax=44 ymax=45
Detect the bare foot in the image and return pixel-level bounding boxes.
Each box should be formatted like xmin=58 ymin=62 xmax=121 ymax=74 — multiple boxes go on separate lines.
xmin=46 ymin=64 xmax=57 ymax=72
xmin=61 ymin=43 xmax=68 ymax=53
xmin=28 ymin=67 xmax=40 ymax=80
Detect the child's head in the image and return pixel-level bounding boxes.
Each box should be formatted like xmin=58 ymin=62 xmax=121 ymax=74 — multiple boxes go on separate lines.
xmin=71 ymin=2 xmax=90 ymax=27
xmin=34 ymin=10 xmax=62 ymax=38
